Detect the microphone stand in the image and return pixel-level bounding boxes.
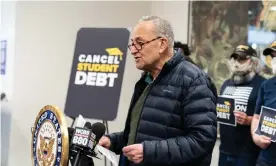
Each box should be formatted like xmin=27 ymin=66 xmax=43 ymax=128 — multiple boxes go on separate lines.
xmin=71 ymin=149 xmax=96 ymax=166
xmin=73 ymin=150 xmax=81 ymax=166
xmin=103 ymin=120 xmax=112 ymax=166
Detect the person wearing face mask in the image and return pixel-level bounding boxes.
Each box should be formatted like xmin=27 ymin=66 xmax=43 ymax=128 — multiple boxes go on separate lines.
xmin=251 ymin=41 xmax=276 ymax=166
xmin=218 ymin=45 xmax=266 ymax=166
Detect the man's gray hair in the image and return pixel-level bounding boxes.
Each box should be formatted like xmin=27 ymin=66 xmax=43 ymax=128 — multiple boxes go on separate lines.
xmin=251 ymin=56 xmax=264 ymax=73
xmin=139 ymin=16 xmax=174 ymax=48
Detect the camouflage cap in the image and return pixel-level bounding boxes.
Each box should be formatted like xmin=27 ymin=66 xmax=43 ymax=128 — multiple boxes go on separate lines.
xmin=231 ymin=45 xmax=257 ymax=58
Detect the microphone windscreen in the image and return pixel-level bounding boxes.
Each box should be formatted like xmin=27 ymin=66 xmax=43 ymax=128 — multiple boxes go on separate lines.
xmin=91 ymin=122 xmax=106 ymax=141
xmin=68 ymin=127 xmax=75 ymax=143
xmin=68 ymin=127 xmax=75 ymax=135
xmin=84 ymin=122 xmax=92 ymax=129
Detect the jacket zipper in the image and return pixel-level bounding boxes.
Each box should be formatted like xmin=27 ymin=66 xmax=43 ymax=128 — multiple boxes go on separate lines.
xmin=133 ymin=65 xmax=167 ymax=143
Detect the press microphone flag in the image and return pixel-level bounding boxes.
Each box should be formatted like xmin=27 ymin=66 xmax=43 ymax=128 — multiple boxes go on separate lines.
xmin=71 ymin=122 xmax=106 ymax=151
xmin=71 ymin=127 xmax=94 ymax=149
xmin=70 ymin=121 xmax=106 ymax=166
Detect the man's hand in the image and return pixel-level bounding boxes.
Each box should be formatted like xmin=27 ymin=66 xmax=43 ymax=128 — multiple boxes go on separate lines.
xmin=98 ymin=136 xmax=111 ymax=149
xmin=122 ymin=144 xmax=143 ymax=164
xmin=253 ymin=134 xmax=271 ymax=149
xmin=234 ymin=111 xmax=248 ymax=125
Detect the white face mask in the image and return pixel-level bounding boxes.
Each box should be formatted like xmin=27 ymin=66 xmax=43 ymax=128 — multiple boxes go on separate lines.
xmin=228 ymin=58 xmax=253 ymax=75
xmin=271 ymin=57 xmax=276 ymax=74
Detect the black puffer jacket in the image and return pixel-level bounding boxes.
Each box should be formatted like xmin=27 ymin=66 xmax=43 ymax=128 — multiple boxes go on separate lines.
xmin=107 ymin=50 xmax=218 ymax=166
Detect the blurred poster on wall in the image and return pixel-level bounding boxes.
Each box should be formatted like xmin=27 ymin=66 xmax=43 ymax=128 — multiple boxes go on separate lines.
xmin=64 ymin=28 xmax=130 ymax=121
xmin=248 ymin=0 xmax=276 ymax=78
xmin=189 ymin=1 xmax=276 ymax=91
xmin=189 ymin=1 xmax=249 ymax=91
xmin=1 ymin=40 xmax=7 ymax=75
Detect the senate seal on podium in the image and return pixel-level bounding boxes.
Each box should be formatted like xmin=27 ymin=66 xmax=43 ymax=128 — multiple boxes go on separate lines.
xmin=31 ymin=105 xmax=69 ymax=166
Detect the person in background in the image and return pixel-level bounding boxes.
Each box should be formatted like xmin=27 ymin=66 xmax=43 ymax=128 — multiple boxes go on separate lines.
xmin=173 ymin=41 xmax=195 ymax=64
xmin=218 ymin=45 xmax=266 ymax=166
xmin=99 ymin=16 xmax=218 ymax=166
xmin=251 ymin=41 xmax=276 ymax=166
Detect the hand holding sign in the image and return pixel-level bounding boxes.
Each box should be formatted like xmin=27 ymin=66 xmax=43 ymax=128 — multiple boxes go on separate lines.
xmin=216 ymin=96 xmax=236 ymax=126
xmin=255 ymin=106 xmax=276 ymax=143
xmin=234 ymin=111 xmax=248 ymax=125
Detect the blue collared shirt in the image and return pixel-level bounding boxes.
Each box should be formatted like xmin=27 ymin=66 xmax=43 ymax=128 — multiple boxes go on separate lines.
xmin=255 ymin=76 xmax=276 ymax=162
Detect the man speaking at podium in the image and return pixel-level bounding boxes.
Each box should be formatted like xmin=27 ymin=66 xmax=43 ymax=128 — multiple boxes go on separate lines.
xmin=99 ymin=16 xmax=218 ymax=166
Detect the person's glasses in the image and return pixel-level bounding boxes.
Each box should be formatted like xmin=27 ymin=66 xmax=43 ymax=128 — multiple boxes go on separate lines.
xmin=271 ymin=51 xmax=276 ymax=57
xmin=128 ymin=36 xmax=162 ymax=51
xmin=232 ymin=55 xmax=249 ymax=61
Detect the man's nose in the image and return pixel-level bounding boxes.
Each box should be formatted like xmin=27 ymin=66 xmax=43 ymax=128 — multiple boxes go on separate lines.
xmin=130 ymin=46 xmax=138 ymax=55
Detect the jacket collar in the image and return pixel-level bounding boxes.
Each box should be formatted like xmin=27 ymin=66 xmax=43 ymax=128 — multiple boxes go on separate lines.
xmin=165 ymin=48 xmax=184 ymax=69
xmin=140 ymin=49 xmax=184 ymax=79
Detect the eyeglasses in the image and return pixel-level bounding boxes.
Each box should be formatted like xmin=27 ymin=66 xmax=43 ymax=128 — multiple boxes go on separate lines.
xmin=271 ymin=51 xmax=276 ymax=57
xmin=128 ymin=36 xmax=161 ymax=51
xmin=231 ymin=55 xmax=249 ymax=61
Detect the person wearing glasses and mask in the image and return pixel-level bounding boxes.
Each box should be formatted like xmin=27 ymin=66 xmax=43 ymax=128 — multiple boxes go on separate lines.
xmin=218 ymin=45 xmax=266 ymax=166
xmin=251 ymin=41 xmax=276 ymax=166
xmin=99 ymin=16 xmax=218 ymax=166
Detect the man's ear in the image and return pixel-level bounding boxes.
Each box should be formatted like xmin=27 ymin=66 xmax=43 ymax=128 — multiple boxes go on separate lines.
xmin=254 ymin=60 xmax=259 ymax=65
xmin=159 ymin=38 xmax=169 ymax=53
xmin=251 ymin=58 xmax=259 ymax=65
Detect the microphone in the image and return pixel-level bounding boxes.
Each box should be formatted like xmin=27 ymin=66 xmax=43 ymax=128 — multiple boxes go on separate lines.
xmin=89 ymin=122 xmax=106 ymax=151
xmin=69 ymin=122 xmax=106 ymax=166
xmin=68 ymin=127 xmax=75 ymax=144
